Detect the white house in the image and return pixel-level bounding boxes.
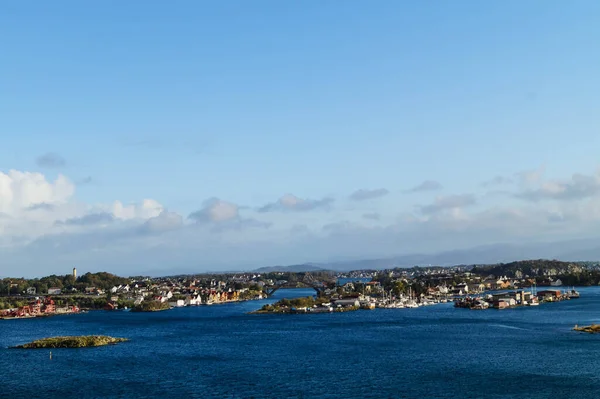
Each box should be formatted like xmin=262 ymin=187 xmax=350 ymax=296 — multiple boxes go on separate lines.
xmin=185 ymin=295 xmax=202 ymax=306
xmin=437 ymin=285 xmax=449 ymax=294
xmin=168 ymin=299 xmax=185 ymax=308
xmin=334 ymin=299 xmax=360 ymax=307
xmin=48 ymin=288 xmax=62 ymax=295
xmin=26 ymin=287 xmax=37 ymax=295
xmin=550 ymin=279 xmax=563 ymax=287
xmin=160 ymin=291 xmax=173 ymax=299
xmin=456 ymin=283 xmax=469 ymax=293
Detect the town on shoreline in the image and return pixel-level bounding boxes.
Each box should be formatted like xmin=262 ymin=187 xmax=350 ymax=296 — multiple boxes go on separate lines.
xmin=0 ymin=259 xmax=597 ymax=319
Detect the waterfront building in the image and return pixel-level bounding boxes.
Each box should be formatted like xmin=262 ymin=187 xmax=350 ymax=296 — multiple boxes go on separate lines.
xmin=334 ymin=299 xmax=360 ymax=307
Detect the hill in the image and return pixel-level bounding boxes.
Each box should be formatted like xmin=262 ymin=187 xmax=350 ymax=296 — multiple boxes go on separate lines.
xmin=470 ymin=259 xmax=586 ymax=278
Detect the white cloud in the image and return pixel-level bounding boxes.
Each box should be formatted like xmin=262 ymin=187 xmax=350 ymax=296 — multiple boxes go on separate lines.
xmin=517 ymin=172 xmax=600 ymax=201
xmin=0 ymin=170 xmax=74 ymax=214
xmin=188 ymin=198 xmax=240 ymax=223
xmin=111 ymin=199 xmax=163 ymax=220
xmin=187 ymin=198 xmax=270 ymax=232
xmin=420 ymin=194 xmax=476 ymax=214
xmin=140 ymin=211 xmax=184 ymax=234
xmin=258 ymin=194 xmax=333 ymax=212
xmin=8 ymin=165 xmax=600 ymax=277
xmin=0 ymin=170 xmax=169 ymax=248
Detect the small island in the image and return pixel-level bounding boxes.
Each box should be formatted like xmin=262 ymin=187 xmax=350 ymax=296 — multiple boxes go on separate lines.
xmin=573 ymin=324 xmax=600 ymax=334
xmin=12 ymin=335 xmax=128 ymax=349
xmin=250 ymin=296 xmax=365 ymax=314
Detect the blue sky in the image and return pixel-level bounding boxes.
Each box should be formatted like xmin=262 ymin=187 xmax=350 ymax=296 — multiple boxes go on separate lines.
xmin=2 ymin=1 xmax=600 ymax=276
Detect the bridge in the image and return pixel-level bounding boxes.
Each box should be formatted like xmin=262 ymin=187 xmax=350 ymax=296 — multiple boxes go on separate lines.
xmin=263 ymin=272 xmax=335 ymax=297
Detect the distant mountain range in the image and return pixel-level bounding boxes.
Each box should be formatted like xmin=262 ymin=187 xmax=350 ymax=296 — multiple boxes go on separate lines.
xmin=251 ymin=238 xmax=600 ymax=273
xmin=136 ymin=238 xmax=600 ymax=276
xmin=253 ymin=264 xmax=326 ymax=273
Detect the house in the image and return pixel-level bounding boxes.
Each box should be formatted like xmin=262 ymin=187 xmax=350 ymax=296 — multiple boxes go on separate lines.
xmin=491 ymin=294 xmax=516 ymax=309
xmin=494 ymin=299 xmax=511 ymax=309
xmin=365 ymin=281 xmax=382 ymax=293
xmin=342 ymin=282 xmax=355 ymax=292
xmin=550 ymin=279 xmax=563 ymax=287
xmin=48 ymin=287 xmax=62 ymax=295
xmin=483 ymin=279 xmax=496 ymax=290
xmin=227 ymin=291 xmax=240 ymax=301
xmin=168 ymin=299 xmax=185 ymax=308
xmin=26 ymin=287 xmax=36 ymax=295
xmin=185 ymin=295 xmax=202 ymax=306
xmin=456 ymin=283 xmax=469 ymax=293
xmin=537 ymin=290 xmax=562 ymax=301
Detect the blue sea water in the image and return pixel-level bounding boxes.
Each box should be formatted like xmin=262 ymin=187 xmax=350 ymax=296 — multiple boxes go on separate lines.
xmin=2 ymin=287 xmax=600 ymax=399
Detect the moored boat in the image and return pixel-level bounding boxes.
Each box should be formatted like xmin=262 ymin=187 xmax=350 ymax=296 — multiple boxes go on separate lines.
xmin=569 ymin=288 xmax=580 ymax=299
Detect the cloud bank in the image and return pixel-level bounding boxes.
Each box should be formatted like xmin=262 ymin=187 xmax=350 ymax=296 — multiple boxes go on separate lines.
xmin=4 ymin=166 xmax=600 ymax=276
xmin=349 ymin=188 xmax=389 ymax=201
xmin=405 ymin=180 xmax=443 ymax=193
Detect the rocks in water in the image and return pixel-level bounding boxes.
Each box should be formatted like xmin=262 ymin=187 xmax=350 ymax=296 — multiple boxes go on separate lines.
xmin=573 ymin=324 xmax=600 ymax=334
xmin=12 ymin=335 xmax=128 ymax=349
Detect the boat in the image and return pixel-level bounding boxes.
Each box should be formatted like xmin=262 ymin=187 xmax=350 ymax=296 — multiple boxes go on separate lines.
xmin=471 ymin=301 xmax=489 ymax=310
xmin=528 ymin=298 xmax=540 ymax=306
xmin=569 ymin=288 xmax=580 ymax=299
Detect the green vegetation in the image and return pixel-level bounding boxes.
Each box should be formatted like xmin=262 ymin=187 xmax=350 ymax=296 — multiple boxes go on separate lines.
xmin=470 ymin=259 xmax=600 ymax=286
xmin=13 ymin=335 xmax=128 ymax=349
xmin=254 ymin=296 xmax=348 ymax=314
xmin=131 ymin=301 xmax=170 ymax=312
xmin=372 ymin=274 xmax=427 ymax=297
xmin=239 ymin=289 xmax=264 ymax=300
xmin=0 ymin=272 xmax=130 ymax=296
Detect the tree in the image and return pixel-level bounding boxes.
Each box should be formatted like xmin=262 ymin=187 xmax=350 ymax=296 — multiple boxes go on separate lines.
xmin=392 ymin=281 xmax=406 ymax=296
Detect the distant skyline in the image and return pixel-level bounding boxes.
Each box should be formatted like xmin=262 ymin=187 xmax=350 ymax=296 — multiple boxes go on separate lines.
xmin=2 ymin=1 xmax=600 ymax=276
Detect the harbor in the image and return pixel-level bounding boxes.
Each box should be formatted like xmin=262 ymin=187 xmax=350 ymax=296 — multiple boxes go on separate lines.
xmin=3 ymin=285 xmax=600 ymax=399
xmin=454 ymin=287 xmax=580 ymax=310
